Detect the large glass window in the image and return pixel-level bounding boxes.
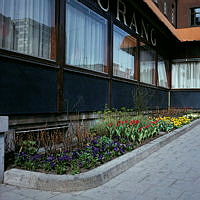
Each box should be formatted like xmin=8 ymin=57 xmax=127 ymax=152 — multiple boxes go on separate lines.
xmin=66 ymin=0 xmax=107 ymax=73
xmin=140 ymin=43 xmax=156 ymax=85
xmin=0 ymin=0 xmax=55 ymax=59
xmin=172 ymin=62 xmax=200 ymax=88
xmin=158 ymin=56 xmax=168 ymax=88
xmin=113 ymin=25 xmax=136 ymax=80
xmin=191 ymin=8 xmax=200 ymax=26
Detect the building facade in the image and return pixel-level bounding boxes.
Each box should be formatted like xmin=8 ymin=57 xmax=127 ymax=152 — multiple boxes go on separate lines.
xmin=0 ymin=0 xmax=200 ymax=128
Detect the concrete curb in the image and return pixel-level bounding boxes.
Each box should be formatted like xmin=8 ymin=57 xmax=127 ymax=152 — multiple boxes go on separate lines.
xmin=4 ymin=119 xmax=200 ymax=192
xmin=0 ymin=116 xmax=8 ymax=184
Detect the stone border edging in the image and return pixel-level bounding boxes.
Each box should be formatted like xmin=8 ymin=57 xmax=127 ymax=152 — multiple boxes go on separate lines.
xmin=0 ymin=116 xmax=8 ymax=184
xmin=4 ymin=119 xmax=200 ymax=192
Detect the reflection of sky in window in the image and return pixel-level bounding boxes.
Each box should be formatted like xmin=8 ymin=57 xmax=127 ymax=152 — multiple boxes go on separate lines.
xmin=0 ymin=0 xmax=53 ymax=26
xmin=194 ymin=8 xmax=200 ymax=13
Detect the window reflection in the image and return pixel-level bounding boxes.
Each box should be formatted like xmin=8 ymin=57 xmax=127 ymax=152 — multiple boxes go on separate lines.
xmin=0 ymin=0 xmax=55 ymax=59
xmin=66 ymin=0 xmax=108 ymax=73
xmin=113 ymin=25 xmax=136 ymax=80
xmin=140 ymin=42 xmax=156 ymax=85
xmin=158 ymin=56 xmax=168 ymax=88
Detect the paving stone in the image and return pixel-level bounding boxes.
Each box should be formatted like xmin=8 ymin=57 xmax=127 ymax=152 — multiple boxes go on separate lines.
xmin=12 ymin=187 xmax=59 ymax=200
xmin=177 ymin=191 xmax=200 ymax=200
xmin=170 ymin=179 xmax=200 ymax=193
xmin=0 ymin=190 xmax=25 ymax=200
xmin=142 ymin=186 xmax=184 ymax=200
xmin=46 ymin=193 xmax=77 ymax=200
xmin=0 ymin=184 xmax=17 ymax=193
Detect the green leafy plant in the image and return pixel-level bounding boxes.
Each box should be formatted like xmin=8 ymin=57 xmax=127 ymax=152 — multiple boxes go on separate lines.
xmin=19 ymin=140 xmax=38 ymax=155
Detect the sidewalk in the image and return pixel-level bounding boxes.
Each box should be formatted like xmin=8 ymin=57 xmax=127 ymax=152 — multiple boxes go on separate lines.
xmin=1 ymin=124 xmax=200 ymax=200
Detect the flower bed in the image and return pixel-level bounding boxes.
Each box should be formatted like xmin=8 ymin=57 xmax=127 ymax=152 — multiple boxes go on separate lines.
xmin=10 ymin=113 xmax=193 ymax=175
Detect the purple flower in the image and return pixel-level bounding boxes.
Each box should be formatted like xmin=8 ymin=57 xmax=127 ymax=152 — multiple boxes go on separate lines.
xmin=117 ymin=143 xmax=121 ymax=147
xmin=98 ymin=154 xmax=103 ymax=160
xmin=58 ymin=156 xmax=65 ymax=161
xmin=92 ymin=147 xmax=99 ymax=153
xmin=47 ymin=156 xmax=55 ymax=161
xmin=120 ymin=148 xmax=125 ymax=153
xmin=92 ymin=139 xmax=98 ymax=145
xmin=63 ymin=155 xmax=71 ymax=161
xmin=93 ymin=152 xmax=97 ymax=158
xmin=30 ymin=154 xmax=41 ymax=161
xmin=113 ymin=147 xmax=118 ymax=152
xmin=50 ymin=162 xmax=55 ymax=168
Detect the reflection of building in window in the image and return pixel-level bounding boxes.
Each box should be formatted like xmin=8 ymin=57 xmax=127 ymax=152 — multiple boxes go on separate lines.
xmin=0 ymin=13 xmax=14 ymax=49
xmin=0 ymin=16 xmax=53 ymax=59
xmin=140 ymin=43 xmax=156 ymax=85
xmin=13 ymin=18 xmax=51 ymax=58
xmin=113 ymin=26 xmax=136 ymax=80
xmin=0 ymin=0 xmax=54 ymax=60
xmin=191 ymin=8 xmax=200 ymax=26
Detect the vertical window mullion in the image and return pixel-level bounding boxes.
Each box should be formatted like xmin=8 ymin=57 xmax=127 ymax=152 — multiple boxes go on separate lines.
xmin=56 ymin=0 xmax=65 ymax=112
xmin=108 ymin=16 xmax=113 ymax=109
xmin=134 ymin=39 xmax=139 ymax=81
xmin=155 ymin=52 xmax=158 ymax=86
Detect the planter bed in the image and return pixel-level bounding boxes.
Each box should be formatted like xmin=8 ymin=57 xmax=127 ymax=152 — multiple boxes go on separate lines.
xmin=4 ymin=119 xmax=200 ymax=192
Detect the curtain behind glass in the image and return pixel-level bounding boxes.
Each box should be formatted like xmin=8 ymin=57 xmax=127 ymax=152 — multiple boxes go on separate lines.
xmin=0 ymin=0 xmax=54 ymax=59
xmin=158 ymin=57 xmax=168 ymax=88
xmin=140 ymin=43 xmax=156 ymax=85
xmin=113 ymin=25 xmax=135 ymax=80
xmin=172 ymin=62 xmax=200 ymax=88
xmin=66 ymin=0 xmax=107 ymax=73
